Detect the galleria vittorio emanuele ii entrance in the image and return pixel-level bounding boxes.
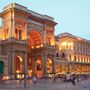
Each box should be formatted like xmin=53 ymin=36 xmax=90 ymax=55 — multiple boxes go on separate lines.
xmin=0 ymin=3 xmax=90 ymax=80
xmin=27 ymin=30 xmax=55 ymax=78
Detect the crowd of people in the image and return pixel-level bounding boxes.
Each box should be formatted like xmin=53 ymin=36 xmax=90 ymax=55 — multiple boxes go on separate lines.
xmin=0 ymin=73 xmax=89 ymax=87
xmin=24 ymin=73 xmax=89 ymax=86
xmin=53 ymin=73 xmax=83 ymax=85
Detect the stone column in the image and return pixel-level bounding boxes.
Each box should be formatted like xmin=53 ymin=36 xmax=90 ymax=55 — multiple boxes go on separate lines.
xmin=30 ymin=53 xmax=36 ymax=76
xmin=8 ymin=50 xmax=12 ymax=74
xmin=23 ymin=52 xmax=27 ymax=88
xmin=42 ymin=52 xmax=47 ymax=78
xmin=12 ymin=51 xmax=14 ymax=73
xmin=12 ymin=11 xmax=15 ymax=38
xmin=43 ymin=21 xmax=46 ymax=45
xmin=52 ymin=55 xmax=55 ymax=76
xmin=12 ymin=51 xmax=15 ymax=79
xmin=72 ymin=61 xmax=75 ymax=73
xmin=10 ymin=9 xmax=13 ymax=38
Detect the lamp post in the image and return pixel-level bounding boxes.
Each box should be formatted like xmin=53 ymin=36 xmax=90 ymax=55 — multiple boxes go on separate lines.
xmin=23 ymin=40 xmax=28 ymax=88
xmin=23 ymin=52 xmax=26 ymax=88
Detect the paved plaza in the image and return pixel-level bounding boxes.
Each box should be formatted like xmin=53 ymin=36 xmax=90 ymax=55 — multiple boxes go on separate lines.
xmin=0 ymin=78 xmax=90 ymax=90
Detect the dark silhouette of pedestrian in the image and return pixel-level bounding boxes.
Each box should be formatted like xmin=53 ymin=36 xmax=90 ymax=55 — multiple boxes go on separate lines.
xmin=53 ymin=76 xmax=57 ymax=83
xmin=72 ymin=74 xmax=76 ymax=85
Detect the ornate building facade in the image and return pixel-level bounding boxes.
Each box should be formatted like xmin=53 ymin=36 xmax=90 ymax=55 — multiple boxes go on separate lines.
xmin=55 ymin=33 xmax=90 ymax=76
xmin=0 ymin=3 xmax=90 ymax=79
xmin=0 ymin=3 xmax=57 ymax=78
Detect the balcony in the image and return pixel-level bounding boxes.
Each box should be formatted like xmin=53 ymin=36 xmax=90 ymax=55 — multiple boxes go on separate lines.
xmin=0 ymin=37 xmax=27 ymax=45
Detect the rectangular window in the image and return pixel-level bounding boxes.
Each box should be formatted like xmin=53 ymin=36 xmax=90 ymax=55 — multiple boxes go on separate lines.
xmin=19 ymin=30 xmax=22 ymax=39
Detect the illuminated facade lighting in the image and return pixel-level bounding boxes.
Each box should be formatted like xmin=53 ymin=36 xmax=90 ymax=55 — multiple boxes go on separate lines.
xmin=55 ymin=32 xmax=90 ymax=75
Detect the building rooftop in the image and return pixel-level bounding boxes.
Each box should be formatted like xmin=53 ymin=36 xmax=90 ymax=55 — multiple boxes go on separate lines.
xmin=3 ymin=3 xmax=54 ymax=22
xmin=56 ymin=32 xmax=90 ymax=43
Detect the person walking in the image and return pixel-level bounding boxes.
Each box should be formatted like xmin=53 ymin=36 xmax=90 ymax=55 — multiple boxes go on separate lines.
xmin=33 ymin=75 xmax=37 ymax=84
xmin=72 ymin=74 xmax=76 ymax=85
xmin=66 ymin=72 xmax=70 ymax=82
xmin=53 ymin=76 xmax=57 ymax=83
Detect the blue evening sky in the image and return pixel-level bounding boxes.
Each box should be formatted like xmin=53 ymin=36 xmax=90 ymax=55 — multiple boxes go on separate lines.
xmin=0 ymin=0 xmax=90 ymax=39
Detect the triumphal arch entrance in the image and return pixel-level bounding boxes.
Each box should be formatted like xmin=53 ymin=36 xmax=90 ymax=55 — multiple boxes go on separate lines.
xmin=0 ymin=3 xmax=57 ymax=78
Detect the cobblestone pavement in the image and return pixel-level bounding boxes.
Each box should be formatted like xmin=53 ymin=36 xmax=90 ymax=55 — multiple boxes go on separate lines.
xmin=0 ymin=78 xmax=90 ymax=90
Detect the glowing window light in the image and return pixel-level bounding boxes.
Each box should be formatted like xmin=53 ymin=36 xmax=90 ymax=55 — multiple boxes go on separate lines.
xmin=68 ymin=42 xmax=73 ymax=46
xmin=16 ymin=70 xmax=20 ymax=73
xmin=85 ymin=59 xmax=87 ymax=62
xmin=16 ymin=70 xmax=22 ymax=79
xmin=36 ymin=60 xmax=41 ymax=64
xmin=28 ymin=70 xmax=32 ymax=77
xmin=72 ymin=55 xmax=74 ymax=61
xmin=76 ymin=56 xmax=78 ymax=62
xmin=59 ymin=47 xmax=61 ymax=50
xmin=61 ymin=41 xmax=73 ymax=50
xmin=31 ymin=46 xmax=34 ymax=49
xmin=17 ymin=56 xmax=23 ymax=62
xmin=36 ymin=45 xmax=40 ymax=48
xmin=47 ymin=59 xmax=52 ymax=64
xmin=41 ymin=44 xmax=43 ymax=47
xmin=61 ymin=41 xmax=67 ymax=46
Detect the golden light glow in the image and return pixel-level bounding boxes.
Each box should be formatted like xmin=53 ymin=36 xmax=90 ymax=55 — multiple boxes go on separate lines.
xmin=60 ymin=41 xmax=73 ymax=50
xmin=72 ymin=55 xmax=74 ymax=61
xmin=17 ymin=74 xmax=22 ymax=79
xmin=22 ymin=33 xmax=26 ymax=40
xmin=35 ymin=44 xmax=43 ymax=48
xmin=31 ymin=46 xmax=34 ymax=49
xmin=36 ymin=60 xmax=41 ymax=64
xmin=48 ymin=59 xmax=52 ymax=64
xmin=59 ymin=47 xmax=61 ymax=50
xmin=41 ymin=44 xmax=43 ymax=47
xmin=36 ymin=45 xmax=40 ymax=48
xmin=50 ymin=40 xmax=55 ymax=46
xmin=0 ymin=29 xmax=7 ymax=40
xmin=17 ymin=56 xmax=23 ymax=62
xmin=80 ymin=57 xmax=81 ymax=62
xmin=49 ymin=60 xmax=52 ymax=64
xmin=85 ymin=59 xmax=87 ymax=62
xmin=2 ymin=76 xmax=10 ymax=80
xmin=16 ymin=69 xmax=20 ymax=73
xmin=28 ymin=70 xmax=32 ymax=77
xmin=61 ymin=41 xmax=67 ymax=46
xmin=68 ymin=42 xmax=73 ymax=46
xmin=16 ymin=70 xmax=22 ymax=79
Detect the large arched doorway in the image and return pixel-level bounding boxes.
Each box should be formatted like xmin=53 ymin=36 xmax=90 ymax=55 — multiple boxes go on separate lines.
xmin=35 ymin=59 xmax=42 ymax=78
xmin=28 ymin=30 xmax=43 ymax=78
xmin=0 ymin=61 xmax=4 ymax=75
xmin=46 ymin=58 xmax=53 ymax=77
xmin=28 ymin=30 xmax=43 ymax=48
xmin=14 ymin=56 xmax=23 ymax=79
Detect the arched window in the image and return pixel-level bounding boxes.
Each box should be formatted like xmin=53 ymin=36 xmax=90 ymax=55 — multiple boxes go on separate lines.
xmin=15 ymin=28 xmax=22 ymax=40
xmin=28 ymin=30 xmax=43 ymax=48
